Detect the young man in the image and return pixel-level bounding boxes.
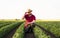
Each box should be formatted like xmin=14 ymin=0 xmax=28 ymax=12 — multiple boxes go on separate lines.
xmin=22 ymin=9 xmax=36 ymax=28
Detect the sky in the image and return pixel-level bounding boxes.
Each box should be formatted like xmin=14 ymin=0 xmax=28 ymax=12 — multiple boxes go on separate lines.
xmin=0 ymin=0 xmax=60 ymax=19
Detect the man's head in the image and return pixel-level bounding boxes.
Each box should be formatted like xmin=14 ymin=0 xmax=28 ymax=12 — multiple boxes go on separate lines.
xmin=27 ymin=9 xmax=32 ymax=15
xmin=27 ymin=9 xmax=32 ymax=12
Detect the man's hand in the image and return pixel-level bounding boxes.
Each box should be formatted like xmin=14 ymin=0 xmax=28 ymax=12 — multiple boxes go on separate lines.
xmin=22 ymin=16 xmax=25 ymax=20
xmin=30 ymin=20 xmax=35 ymax=24
xmin=22 ymin=17 xmax=24 ymax=19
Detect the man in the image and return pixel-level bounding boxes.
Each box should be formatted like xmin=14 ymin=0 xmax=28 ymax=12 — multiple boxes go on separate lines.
xmin=22 ymin=9 xmax=36 ymax=28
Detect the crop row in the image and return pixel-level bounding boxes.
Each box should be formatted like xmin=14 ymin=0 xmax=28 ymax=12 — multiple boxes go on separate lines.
xmin=12 ymin=23 xmax=24 ymax=38
xmin=36 ymin=21 xmax=60 ymax=38
xmin=0 ymin=22 xmax=23 ymax=38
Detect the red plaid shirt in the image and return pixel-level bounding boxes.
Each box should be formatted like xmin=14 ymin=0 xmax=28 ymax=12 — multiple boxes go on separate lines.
xmin=24 ymin=12 xmax=36 ymax=22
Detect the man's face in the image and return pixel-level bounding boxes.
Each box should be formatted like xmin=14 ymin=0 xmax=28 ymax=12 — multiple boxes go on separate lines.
xmin=27 ymin=9 xmax=32 ymax=15
xmin=28 ymin=13 xmax=31 ymax=15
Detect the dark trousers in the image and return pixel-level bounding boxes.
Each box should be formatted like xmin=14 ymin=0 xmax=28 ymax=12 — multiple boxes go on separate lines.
xmin=24 ymin=23 xmax=35 ymax=33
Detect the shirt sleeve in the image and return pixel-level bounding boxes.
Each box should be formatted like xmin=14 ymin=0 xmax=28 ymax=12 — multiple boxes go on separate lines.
xmin=33 ymin=15 xmax=36 ymax=20
xmin=24 ymin=12 xmax=27 ymax=18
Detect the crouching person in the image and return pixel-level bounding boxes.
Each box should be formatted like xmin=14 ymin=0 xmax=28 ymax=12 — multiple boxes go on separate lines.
xmin=22 ymin=9 xmax=36 ymax=33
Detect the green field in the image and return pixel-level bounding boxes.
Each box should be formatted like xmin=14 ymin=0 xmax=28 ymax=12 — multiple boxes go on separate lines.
xmin=36 ymin=21 xmax=60 ymax=38
xmin=0 ymin=20 xmax=60 ymax=38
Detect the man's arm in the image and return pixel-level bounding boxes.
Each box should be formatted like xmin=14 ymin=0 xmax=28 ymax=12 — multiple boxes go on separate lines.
xmin=31 ymin=15 xmax=36 ymax=23
xmin=22 ymin=12 xmax=28 ymax=19
xmin=22 ymin=16 xmax=25 ymax=19
xmin=22 ymin=12 xmax=26 ymax=19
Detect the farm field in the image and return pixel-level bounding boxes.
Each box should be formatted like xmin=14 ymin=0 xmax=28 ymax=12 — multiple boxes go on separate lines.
xmin=36 ymin=21 xmax=60 ymax=38
xmin=0 ymin=20 xmax=60 ymax=38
